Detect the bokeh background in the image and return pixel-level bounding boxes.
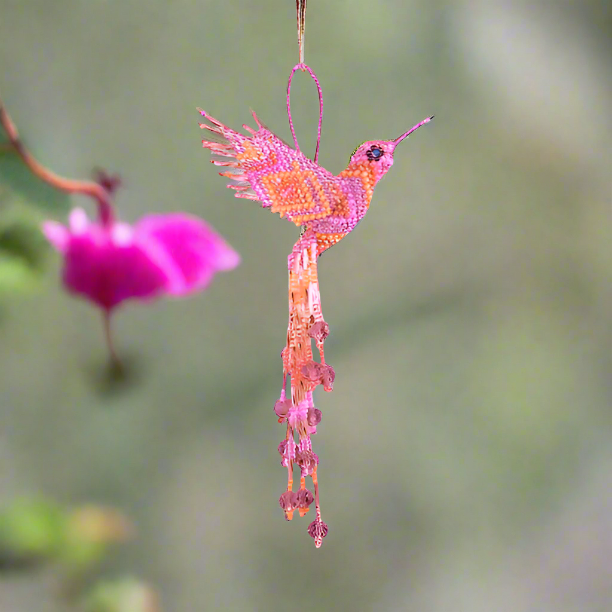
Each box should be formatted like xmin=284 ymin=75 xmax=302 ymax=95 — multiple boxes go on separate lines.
xmin=1 ymin=0 xmax=611 ymax=610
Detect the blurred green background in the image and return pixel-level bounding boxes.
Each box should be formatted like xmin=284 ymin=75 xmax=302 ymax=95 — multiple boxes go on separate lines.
xmin=1 ymin=0 xmax=611 ymax=610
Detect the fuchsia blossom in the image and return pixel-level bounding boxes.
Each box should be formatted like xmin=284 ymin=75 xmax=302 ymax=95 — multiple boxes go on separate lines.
xmin=41 ymin=173 xmax=239 ymax=363
xmin=43 ymin=208 xmax=239 ymax=311
xmin=0 ymin=96 xmax=240 ymax=363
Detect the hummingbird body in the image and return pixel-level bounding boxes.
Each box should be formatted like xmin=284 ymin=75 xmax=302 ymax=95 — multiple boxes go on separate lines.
xmin=198 ymin=108 xmax=432 ymax=256
xmin=197 ymin=99 xmax=432 ymax=548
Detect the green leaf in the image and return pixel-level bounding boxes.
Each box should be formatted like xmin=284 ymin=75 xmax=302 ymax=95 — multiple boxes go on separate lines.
xmin=0 ymin=148 xmax=70 ymax=213
xmin=83 ymin=578 xmax=160 ymax=612
xmin=0 ymin=251 xmax=41 ymax=293
xmin=59 ymin=506 xmax=134 ymax=571
xmin=0 ymin=219 xmax=48 ymax=268
xmin=0 ymin=207 xmax=50 ymax=294
xmin=0 ymin=499 xmax=133 ymax=574
xmin=0 ymin=498 xmax=67 ymax=560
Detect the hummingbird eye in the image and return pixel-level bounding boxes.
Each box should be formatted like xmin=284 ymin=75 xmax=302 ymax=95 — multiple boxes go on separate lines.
xmin=366 ymin=145 xmax=384 ymax=162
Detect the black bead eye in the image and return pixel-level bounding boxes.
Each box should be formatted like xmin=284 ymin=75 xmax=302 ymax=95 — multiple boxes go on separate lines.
xmin=366 ymin=146 xmax=383 ymax=162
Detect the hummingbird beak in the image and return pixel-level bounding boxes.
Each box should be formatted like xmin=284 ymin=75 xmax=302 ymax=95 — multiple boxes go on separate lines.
xmin=393 ymin=115 xmax=435 ymax=148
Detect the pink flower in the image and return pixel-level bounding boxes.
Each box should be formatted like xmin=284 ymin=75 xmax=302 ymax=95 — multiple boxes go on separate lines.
xmin=43 ymin=208 xmax=239 ymax=311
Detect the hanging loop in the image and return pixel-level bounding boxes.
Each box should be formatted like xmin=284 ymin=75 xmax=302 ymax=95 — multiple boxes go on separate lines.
xmin=286 ymin=63 xmax=323 ymax=163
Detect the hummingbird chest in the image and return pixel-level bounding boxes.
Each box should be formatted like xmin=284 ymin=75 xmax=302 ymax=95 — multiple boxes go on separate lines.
xmin=308 ymin=166 xmax=376 ymax=255
xmin=309 ymin=161 xmax=376 ymax=234
xmin=308 ymin=178 xmax=370 ymax=234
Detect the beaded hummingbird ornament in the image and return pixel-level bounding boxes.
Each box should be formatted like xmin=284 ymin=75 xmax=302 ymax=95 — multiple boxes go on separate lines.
xmin=197 ymin=1 xmax=432 ymax=547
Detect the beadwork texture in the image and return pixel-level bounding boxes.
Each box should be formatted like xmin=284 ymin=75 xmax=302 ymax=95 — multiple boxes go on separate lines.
xmin=198 ymin=101 xmax=432 ymax=546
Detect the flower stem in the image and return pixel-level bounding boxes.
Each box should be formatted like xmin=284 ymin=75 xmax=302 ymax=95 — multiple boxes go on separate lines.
xmin=0 ymin=94 xmax=114 ymax=222
xmin=102 ymin=310 xmax=121 ymax=371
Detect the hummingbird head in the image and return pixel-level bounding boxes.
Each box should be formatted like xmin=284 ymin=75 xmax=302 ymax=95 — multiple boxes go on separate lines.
xmin=348 ymin=115 xmax=434 ymax=183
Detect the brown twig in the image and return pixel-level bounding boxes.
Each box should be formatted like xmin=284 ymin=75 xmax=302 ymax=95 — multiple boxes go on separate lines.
xmin=0 ymin=94 xmax=113 ymax=222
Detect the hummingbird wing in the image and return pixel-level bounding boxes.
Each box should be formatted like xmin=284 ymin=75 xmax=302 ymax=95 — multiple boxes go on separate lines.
xmin=198 ymin=108 xmax=340 ymax=226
